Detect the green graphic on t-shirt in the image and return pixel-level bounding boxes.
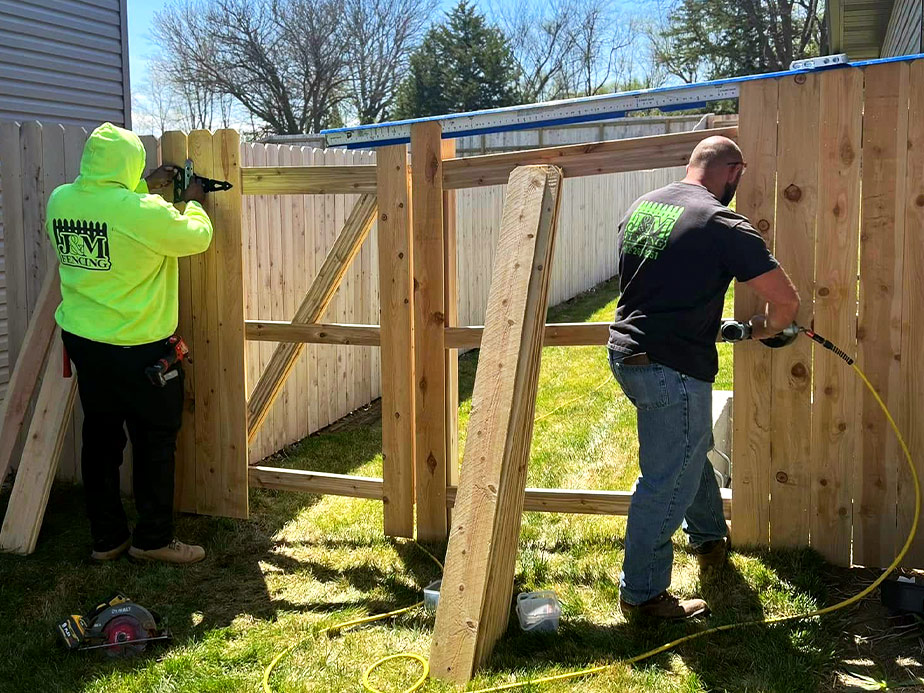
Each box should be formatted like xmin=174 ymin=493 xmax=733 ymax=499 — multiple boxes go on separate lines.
xmin=624 ymin=200 xmax=685 ymax=259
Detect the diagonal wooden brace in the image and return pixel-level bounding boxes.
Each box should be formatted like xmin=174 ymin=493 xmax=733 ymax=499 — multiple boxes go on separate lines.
xmin=247 ymin=193 xmax=377 ymax=444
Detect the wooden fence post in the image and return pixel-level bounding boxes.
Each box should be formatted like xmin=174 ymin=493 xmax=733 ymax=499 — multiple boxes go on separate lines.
xmin=443 ymin=138 xmax=460 ymax=525
xmin=377 ymin=145 xmax=415 ymax=538
xmin=411 ymin=122 xmax=449 ymax=541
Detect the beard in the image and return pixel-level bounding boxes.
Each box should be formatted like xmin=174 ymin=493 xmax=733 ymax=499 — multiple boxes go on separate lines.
xmin=719 ymin=181 xmax=738 ymax=206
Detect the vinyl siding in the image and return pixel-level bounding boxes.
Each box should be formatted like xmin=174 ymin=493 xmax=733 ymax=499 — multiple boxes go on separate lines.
xmin=0 ymin=0 xmax=131 ymax=127
xmin=0 ymin=0 xmax=130 ymax=398
xmin=883 ymin=0 xmax=924 ymax=55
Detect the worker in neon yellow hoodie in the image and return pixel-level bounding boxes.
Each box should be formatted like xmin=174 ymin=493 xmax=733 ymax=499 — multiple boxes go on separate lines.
xmin=47 ymin=123 xmax=211 ymax=565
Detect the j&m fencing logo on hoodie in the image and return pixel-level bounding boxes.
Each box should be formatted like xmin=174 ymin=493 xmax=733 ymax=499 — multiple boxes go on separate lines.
xmin=624 ymin=201 xmax=684 ymax=259
xmin=52 ymin=219 xmax=112 ymax=271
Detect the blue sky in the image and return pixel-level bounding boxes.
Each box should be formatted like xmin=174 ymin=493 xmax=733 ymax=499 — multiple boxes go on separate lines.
xmin=126 ymin=0 xmax=165 ymax=90
xmin=126 ymin=0 xmax=648 ymax=90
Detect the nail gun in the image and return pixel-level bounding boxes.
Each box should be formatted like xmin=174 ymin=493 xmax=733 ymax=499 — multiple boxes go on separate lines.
xmin=719 ymin=320 xmax=800 ymax=348
xmin=172 ymin=158 xmax=233 ymax=203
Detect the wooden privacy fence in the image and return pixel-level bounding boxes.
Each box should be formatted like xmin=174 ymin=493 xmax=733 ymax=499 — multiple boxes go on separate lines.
xmin=732 ymin=59 xmax=924 ymax=568
xmin=0 ymin=122 xmax=698 ymax=467
xmin=0 ymin=123 xmax=249 ymax=518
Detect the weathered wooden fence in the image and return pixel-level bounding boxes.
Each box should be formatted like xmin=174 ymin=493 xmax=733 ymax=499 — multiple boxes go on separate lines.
xmin=732 ymin=59 xmax=924 ymax=568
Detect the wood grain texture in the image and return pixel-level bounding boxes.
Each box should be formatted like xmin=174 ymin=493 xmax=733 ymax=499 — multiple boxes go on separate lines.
xmin=0 ymin=333 xmax=77 ymax=555
xmin=249 ymin=466 xmax=383 ymax=499
xmin=245 ymin=321 xmax=381 ymax=345
xmin=430 ymin=165 xmax=563 ymax=684
xmin=411 ymin=122 xmax=449 ymax=541
xmin=857 ymin=61 xmax=909 ymax=567
xmin=377 ymin=145 xmax=415 ymax=538
xmin=899 ymin=59 xmax=924 ymax=567
xmin=160 ymin=131 xmax=197 ymax=512
xmin=245 ymin=194 xmax=377 ymax=443
xmin=769 ymin=73 xmax=820 ymax=549
xmin=810 ymin=68 xmax=862 ymax=564
xmin=442 ymin=127 xmax=737 ymax=189
xmin=446 ymin=486 xmax=732 ymax=517
xmin=210 ymin=129 xmax=248 ymax=518
xmin=732 ymin=78 xmax=779 ymax=548
xmin=442 ymin=138 xmax=460 ymax=519
xmin=0 ymin=274 xmax=60 ymax=486
xmin=188 ymin=130 xmax=222 ymax=515
xmin=241 ymin=165 xmax=377 ymax=195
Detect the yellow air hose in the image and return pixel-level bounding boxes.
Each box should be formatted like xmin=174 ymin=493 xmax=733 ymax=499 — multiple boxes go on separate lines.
xmin=263 ymin=336 xmax=920 ymax=693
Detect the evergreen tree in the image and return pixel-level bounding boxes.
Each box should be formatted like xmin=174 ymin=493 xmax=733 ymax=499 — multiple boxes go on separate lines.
xmin=394 ymin=1 xmax=520 ymax=119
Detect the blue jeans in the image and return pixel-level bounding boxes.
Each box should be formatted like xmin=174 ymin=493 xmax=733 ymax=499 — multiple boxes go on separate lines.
xmin=608 ymin=348 xmax=727 ymax=605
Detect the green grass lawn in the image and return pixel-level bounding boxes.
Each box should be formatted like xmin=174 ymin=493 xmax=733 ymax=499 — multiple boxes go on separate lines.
xmin=0 ymin=279 xmax=919 ymax=693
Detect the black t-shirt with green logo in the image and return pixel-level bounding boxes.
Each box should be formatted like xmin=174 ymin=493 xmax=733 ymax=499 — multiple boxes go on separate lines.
xmin=608 ymin=182 xmax=778 ymax=382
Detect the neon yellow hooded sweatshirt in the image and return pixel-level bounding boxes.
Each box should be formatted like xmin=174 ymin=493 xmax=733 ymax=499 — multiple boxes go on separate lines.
xmin=47 ymin=123 xmax=213 ymax=346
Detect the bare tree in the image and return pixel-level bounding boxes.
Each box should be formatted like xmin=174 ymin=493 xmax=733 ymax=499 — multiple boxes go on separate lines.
xmin=152 ymin=0 xmax=348 ymax=135
xmin=492 ymin=0 xmax=578 ymax=103
xmin=560 ymin=0 xmax=637 ymax=96
xmin=132 ymin=62 xmax=183 ymax=135
xmin=493 ymin=0 xmax=640 ymax=102
xmin=342 ymin=0 xmax=439 ymax=124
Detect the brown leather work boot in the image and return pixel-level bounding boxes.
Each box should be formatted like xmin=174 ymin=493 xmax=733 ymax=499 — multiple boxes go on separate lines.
xmin=620 ymin=591 xmax=710 ymax=621
xmin=90 ymin=536 xmax=132 ymax=561
xmin=129 ymin=539 xmax=205 ymax=565
xmin=694 ymin=537 xmax=728 ymax=572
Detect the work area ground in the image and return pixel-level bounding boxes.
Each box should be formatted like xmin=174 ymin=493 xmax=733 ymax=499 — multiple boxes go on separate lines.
xmin=0 ymin=280 xmax=920 ymax=693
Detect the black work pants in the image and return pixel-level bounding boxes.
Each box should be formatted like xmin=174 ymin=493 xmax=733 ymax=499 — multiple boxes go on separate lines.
xmin=61 ymin=331 xmax=183 ymax=551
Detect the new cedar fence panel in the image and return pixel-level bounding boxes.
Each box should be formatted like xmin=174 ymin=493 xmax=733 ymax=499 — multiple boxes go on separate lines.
xmin=732 ymin=60 xmax=922 ymax=568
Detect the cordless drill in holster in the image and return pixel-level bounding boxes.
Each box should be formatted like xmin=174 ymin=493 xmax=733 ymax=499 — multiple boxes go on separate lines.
xmin=145 ymin=335 xmax=189 ymax=387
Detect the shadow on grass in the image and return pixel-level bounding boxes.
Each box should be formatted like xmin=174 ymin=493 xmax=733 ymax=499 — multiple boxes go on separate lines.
xmin=475 ymin=546 xmax=834 ymax=693
xmin=0 ymin=421 xmax=390 ymax=693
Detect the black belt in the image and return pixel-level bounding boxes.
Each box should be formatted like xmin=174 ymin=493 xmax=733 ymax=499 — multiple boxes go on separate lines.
xmin=622 ymin=353 xmax=652 ymax=366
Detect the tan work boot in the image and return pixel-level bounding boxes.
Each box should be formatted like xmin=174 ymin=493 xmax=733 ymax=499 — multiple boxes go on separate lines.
xmin=693 ymin=537 xmax=728 ymax=572
xmin=129 ymin=539 xmax=205 ymax=564
xmin=90 ymin=536 xmax=132 ymax=561
xmin=620 ymin=591 xmax=710 ymax=621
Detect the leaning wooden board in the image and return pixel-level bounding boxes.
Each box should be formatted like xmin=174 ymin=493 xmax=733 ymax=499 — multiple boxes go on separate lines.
xmin=430 ymin=165 xmax=563 ymax=684
xmin=0 ymin=332 xmax=78 ymax=554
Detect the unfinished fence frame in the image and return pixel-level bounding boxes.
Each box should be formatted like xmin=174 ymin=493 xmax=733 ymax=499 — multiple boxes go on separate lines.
xmin=242 ymin=124 xmax=739 ymax=541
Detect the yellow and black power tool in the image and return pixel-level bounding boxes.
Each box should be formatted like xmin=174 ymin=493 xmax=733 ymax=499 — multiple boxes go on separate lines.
xmin=57 ymin=594 xmax=171 ymax=657
xmin=172 ymin=158 xmax=234 ymax=203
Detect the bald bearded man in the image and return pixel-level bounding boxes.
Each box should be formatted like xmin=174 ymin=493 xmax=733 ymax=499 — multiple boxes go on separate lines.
xmin=608 ymin=136 xmax=800 ymax=621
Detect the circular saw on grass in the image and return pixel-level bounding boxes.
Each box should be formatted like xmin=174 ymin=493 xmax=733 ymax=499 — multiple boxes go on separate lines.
xmin=57 ymin=594 xmax=171 ymax=657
